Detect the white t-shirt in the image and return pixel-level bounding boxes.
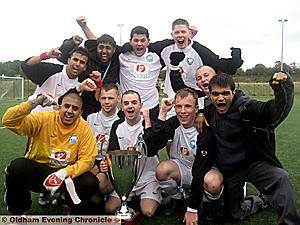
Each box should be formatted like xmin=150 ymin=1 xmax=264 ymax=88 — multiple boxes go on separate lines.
xmin=119 ymin=50 xmax=162 ymax=109
xmin=115 ymin=117 xmax=159 ymax=186
xmin=87 ymin=109 xmax=120 ymax=160
xmin=161 ymin=40 xmax=203 ymax=99
xmin=170 ymin=125 xmax=198 ymax=169
xmin=32 ymin=65 xmax=79 ymax=112
xmin=87 ymin=109 xmax=120 ymax=139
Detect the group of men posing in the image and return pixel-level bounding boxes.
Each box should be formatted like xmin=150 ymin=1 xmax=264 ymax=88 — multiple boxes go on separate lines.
xmin=2 ymin=16 xmax=300 ymax=225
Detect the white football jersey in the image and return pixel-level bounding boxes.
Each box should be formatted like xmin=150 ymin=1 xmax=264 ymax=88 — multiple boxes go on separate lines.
xmin=119 ymin=50 xmax=162 ymax=109
xmin=161 ymin=40 xmax=203 ymax=98
xmin=170 ymin=125 xmax=198 ymax=169
xmin=115 ymin=117 xmax=159 ymax=186
xmin=32 ymin=65 xmax=79 ymax=112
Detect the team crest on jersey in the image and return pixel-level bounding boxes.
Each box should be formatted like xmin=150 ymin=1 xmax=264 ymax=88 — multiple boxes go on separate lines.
xmin=186 ymin=58 xmax=194 ymax=65
xmin=69 ymin=134 xmax=78 ymax=144
xmin=180 ymin=146 xmax=190 ymax=156
xmin=189 ymin=140 xmax=196 ymax=150
xmin=146 ymin=54 xmax=153 ymax=62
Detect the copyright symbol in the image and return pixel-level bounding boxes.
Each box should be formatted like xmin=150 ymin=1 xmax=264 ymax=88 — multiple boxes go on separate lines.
xmin=2 ymin=216 xmax=7 ymax=223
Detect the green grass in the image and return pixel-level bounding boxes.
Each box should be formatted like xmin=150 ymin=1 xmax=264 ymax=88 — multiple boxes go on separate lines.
xmin=0 ymin=97 xmax=300 ymax=225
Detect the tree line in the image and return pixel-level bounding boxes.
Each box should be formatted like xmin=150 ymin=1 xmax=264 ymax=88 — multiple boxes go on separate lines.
xmin=1 ymin=60 xmax=299 ymax=81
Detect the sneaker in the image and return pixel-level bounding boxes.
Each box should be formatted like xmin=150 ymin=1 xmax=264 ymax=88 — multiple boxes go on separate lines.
xmin=258 ymin=193 xmax=270 ymax=209
xmin=38 ymin=193 xmax=50 ymax=206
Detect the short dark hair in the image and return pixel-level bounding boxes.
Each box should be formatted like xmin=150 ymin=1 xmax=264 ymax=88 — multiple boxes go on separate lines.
xmin=58 ymin=89 xmax=83 ymax=108
xmin=172 ymin=18 xmax=189 ymax=30
xmin=175 ymin=88 xmax=198 ymax=107
xmin=97 ymin=34 xmax=116 ymax=48
xmin=209 ymin=74 xmax=235 ymax=93
xmin=121 ymin=90 xmax=141 ymax=103
xmin=130 ymin=26 xmax=149 ymax=39
xmin=99 ymin=83 xmax=119 ymax=96
xmin=69 ymin=46 xmax=90 ymax=60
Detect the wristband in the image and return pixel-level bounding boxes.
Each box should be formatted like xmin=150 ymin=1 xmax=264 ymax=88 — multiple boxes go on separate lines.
xmin=187 ymin=207 xmax=198 ymax=213
xmin=39 ymin=52 xmax=48 ymax=61
xmin=95 ymin=80 xmax=103 ymax=88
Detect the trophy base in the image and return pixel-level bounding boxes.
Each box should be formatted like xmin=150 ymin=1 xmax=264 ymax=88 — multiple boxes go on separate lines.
xmin=123 ymin=211 xmax=140 ymax=225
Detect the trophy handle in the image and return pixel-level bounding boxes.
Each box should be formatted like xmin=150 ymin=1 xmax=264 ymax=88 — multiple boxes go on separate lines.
xmin=135 ymin=140 xmax=148 ymax=184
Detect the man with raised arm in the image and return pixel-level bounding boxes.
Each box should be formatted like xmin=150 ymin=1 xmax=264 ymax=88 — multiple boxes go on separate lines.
xmin=103 ymin=90 xmax=162 ymax=217
xmin=184 ymin=73 xmax=300 ymax=225
xmin=152 ymin=88 xmax=223 ymax=216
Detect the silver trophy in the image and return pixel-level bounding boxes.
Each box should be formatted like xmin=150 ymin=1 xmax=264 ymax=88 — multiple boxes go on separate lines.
xmin=108 ymin=134 xmax=147 ymax=221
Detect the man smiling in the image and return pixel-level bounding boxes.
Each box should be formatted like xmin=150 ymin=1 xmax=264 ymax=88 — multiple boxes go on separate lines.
xmin=2 ymin=91 xmax=98 ymax=214
xmin=21 ymin=46 xmax=89 ymax=113
xmin=151 ymin=88 xmax=223 ymax=216
xmin=104 ymin=90 xmax=162 ymax=217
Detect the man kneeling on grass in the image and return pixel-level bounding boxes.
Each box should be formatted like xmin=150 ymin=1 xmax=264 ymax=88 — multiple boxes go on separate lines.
xmin=2 ymin=91 xmax=98 ymax=214
xmin=184 ymin=73 xmax=300 ymax=225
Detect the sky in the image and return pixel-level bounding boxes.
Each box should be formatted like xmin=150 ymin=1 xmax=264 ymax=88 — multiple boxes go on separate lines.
xmin=1 ymin=0 xmax=299 ymax=70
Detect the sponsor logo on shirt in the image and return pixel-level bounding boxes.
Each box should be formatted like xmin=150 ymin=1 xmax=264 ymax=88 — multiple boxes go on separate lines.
xmin=136 ymin=64 xmax=146 ymax=72
xmin=180 ymin=146 xmax=190 ymax=156
xmin=187 ymin=57 xmax=194 ymax=65
xmin=50 ymin=149 xmax=70 ymax=167
xmin=133 ymin=63 xmax=149 ymax=78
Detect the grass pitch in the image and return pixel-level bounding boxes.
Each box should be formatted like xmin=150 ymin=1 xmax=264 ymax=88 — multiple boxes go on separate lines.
xmin=0 ymin=97 xmax=299 ymax=225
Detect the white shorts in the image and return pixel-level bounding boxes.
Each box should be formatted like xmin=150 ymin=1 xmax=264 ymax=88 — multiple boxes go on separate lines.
xmin=171 ymin=158 xmax=192 ymax=187
xmin=110 ymin=180 xmax=162 ymax=204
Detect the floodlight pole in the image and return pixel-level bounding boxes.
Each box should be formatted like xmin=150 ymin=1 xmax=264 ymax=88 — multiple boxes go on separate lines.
xmin=279 ymin=19 xmax=288 ymax=71
xmin=117 ymin=24 xmax=124 ymax=45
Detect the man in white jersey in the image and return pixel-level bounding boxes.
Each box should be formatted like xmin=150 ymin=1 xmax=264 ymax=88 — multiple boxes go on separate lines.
xmin=153 ymin=88 xmax=223 ymax=216
xmin=118 ymin=26 xmax=162 ymax=120
xmin=103 ymin=90 xmax=162 ymax=217
xmin=149 ymin=18 xmax=243 ymax=118
xmin=21 ymin=46 xmax=90 ymax=112
xmin=87 ymin=83 xmax=121 ymax=194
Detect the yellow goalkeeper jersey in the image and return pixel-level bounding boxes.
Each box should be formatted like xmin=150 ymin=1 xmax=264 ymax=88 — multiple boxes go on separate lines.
xmin=2 ymin=102 xmax=97 ymax=178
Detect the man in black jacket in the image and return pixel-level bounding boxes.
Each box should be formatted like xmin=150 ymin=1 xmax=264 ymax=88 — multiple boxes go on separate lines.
xmin=184 ymin=73 xmax=300 ymax=225
xmin=59 ymin=30 xmax=120 ymax=119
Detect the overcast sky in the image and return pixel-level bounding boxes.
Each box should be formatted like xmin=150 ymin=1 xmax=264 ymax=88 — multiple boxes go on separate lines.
xmin=1 ymin=0 xmax=299 ymax=69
